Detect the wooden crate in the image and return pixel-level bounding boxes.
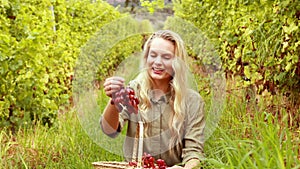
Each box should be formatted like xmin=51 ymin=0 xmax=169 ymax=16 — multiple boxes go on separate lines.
xmin=94 ymin=122 xmax=144 ymax=169
xmin=92 ymin=161 xmax=136 ymax=169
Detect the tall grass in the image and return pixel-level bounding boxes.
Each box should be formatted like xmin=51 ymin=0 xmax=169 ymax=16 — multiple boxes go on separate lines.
xmin=203 ymin=87 xmax=300 ymax=169
xmin=0 ymin=87 xmax=299 ymax=168
xmin=0 ymin=109 xmax=122 ymax=169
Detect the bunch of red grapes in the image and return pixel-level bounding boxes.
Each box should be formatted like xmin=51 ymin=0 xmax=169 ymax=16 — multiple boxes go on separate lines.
xmin=128 ymin=153 xmax=168 ymax=169
xmin=111 ymin=86 xmax=139 ymax=114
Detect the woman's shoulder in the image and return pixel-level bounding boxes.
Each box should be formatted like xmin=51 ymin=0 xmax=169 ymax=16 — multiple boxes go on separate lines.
xmin=186 ymin=88 xmax=203 ymax=101
xmin=184 ymin=89 xmax=205 ymax=120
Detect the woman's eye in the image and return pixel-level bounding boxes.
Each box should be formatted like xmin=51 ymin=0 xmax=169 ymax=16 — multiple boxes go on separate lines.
xmin=149 ymin=53 xmax=156 ymax=58
xmin=163 ymin=55 xmax=172 ymax=60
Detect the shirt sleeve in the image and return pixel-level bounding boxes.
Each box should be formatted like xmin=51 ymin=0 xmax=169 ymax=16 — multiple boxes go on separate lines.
xmin=99 ymin=116 xmax=121 ymax=138
xmin=99 ymin=108 xmax=129 ymax=138
xmin=182 ymin=90 xmax=205 ymax=164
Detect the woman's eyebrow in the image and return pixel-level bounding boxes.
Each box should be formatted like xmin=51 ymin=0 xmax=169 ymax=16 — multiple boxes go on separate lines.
xmin=149 ymin=50 xmax=157 ymax=54
xmin=150 ymin=48 xmax=174 ymax=55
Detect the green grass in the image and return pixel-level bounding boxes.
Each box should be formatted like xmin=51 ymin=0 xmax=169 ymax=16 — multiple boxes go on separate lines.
xmin=202 ymin=89 xmax=300 ymax=169
xmin=0 ymin=109 xmax=123 ymax=169
xmin=0 ymin=88 xmax=299 ymax=169
xmin=204 ymin=111 xmax=300 ymax=169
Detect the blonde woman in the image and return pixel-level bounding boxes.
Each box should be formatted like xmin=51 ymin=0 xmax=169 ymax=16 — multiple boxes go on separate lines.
xmin=101 ymin=30 xmax=205 ymax=169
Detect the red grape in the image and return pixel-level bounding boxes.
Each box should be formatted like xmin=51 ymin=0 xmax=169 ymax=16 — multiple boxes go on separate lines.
xmin=129 ymin=153 xmax=168 ymax=169
xmin=111 ymin=86 xmax=139 ymax=114
xmin=129 ymin=161 xmax=137 ymax=167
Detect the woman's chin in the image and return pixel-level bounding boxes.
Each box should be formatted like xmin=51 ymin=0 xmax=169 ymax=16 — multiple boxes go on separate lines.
xmin=150 ymin=73 xmax=172 ymax=81
xmin=150 ymin=75 xmax=163 ymax=80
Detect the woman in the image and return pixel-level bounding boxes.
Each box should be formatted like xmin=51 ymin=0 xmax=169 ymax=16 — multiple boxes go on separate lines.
xmin=101 ymin=30 xmax=205 ymax=169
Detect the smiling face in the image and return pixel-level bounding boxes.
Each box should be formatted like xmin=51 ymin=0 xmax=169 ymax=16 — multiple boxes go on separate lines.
xmin=146 ymin=37 xmax=175 ymax=83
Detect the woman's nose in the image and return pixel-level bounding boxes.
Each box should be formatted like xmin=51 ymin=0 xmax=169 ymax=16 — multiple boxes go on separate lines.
xmin=153 ymin=55 xmax=162 ymax=64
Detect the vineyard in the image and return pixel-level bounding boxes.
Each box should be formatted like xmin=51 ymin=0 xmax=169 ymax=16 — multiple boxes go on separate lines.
xmin=0 ymin=0 xmax=299 ymax=168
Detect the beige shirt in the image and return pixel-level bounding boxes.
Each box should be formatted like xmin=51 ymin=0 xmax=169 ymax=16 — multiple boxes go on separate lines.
xmin=115 ymin=88 xmax=205 ymax=166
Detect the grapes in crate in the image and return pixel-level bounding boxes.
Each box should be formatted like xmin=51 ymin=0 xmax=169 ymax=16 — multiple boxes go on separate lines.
xmin=111 ymin=86 xmax=139 ymax=114
xmin=128 ymin=153 xmax=168 ymax=169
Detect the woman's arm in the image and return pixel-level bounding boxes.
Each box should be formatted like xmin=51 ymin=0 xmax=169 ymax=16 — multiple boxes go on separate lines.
xmin=101 ymin=100 xmax=120 ymax=134
xmin=101 ymin=76 xmax=125 ymax=135
xmin=181 ymin=90 xmax=205 ymax=167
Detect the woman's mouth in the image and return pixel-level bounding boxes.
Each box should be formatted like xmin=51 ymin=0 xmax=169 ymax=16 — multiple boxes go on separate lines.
xmin=152 ymin=67 xmax=164 ymax=74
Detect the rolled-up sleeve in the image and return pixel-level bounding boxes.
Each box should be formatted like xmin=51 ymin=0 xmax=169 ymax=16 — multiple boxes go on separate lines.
xmin=182 ymin=91 xmax=205 ymax=163
xmin=99 ymin=109 xmax=129 ymax=138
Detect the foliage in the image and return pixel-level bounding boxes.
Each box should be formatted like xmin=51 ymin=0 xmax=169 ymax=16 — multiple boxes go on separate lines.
xmin=140 ymin=0 xmax=165 ymax=14
xmin=0 ymin=0 xmax=120 ymax=129
xmin=173 ymin=0 xmax=300 ymax=126
xmin=173 ymin=0 xmax=299 ymax=95
xmin=73 ymin=15 xmax=150 ymax=96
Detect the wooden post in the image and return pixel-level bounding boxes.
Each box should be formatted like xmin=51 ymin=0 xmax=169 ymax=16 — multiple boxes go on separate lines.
xmin=132 ymin=121 xmax=144 ymax=168
xmin=137 ymin=121 xmax=144 ymax=167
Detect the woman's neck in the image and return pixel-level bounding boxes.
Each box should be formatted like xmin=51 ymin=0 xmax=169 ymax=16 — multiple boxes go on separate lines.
xmin=152 ymin=79 xmax=171 ymax=94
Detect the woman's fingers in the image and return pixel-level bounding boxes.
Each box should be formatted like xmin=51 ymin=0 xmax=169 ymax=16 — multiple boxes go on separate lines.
xmin=111 ymin=76 xmax=125 ymax=83
xmin=104 ymin=77 xmax=125 ymax=87
xmin=103 ymin=76 xmax=125 ymax=97
xmin=104 ymin=84 xmax=122 ymax=96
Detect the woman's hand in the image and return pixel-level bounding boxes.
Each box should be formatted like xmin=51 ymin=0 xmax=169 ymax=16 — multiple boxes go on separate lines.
xmin=103 ymin=76 xmax=125 ymax=97
xmin=167 ymin=159 xmax=201 ymax=169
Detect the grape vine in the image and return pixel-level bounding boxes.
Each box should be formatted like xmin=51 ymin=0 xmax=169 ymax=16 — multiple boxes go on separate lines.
xmin=0 ymin=0 xmax=120 ymax=129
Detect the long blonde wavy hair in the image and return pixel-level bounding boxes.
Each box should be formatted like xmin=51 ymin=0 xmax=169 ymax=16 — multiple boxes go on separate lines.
xmin=134 ymin=30 xmax=190 ymax=150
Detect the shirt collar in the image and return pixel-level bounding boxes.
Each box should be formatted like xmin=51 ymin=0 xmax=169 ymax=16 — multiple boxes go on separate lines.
xmin=149 ymin=90 xmax=171 ymax=104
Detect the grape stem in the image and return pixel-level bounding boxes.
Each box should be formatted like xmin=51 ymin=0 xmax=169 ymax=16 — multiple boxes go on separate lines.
xmin=119 ymin=103 xmax=127 ymax=111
